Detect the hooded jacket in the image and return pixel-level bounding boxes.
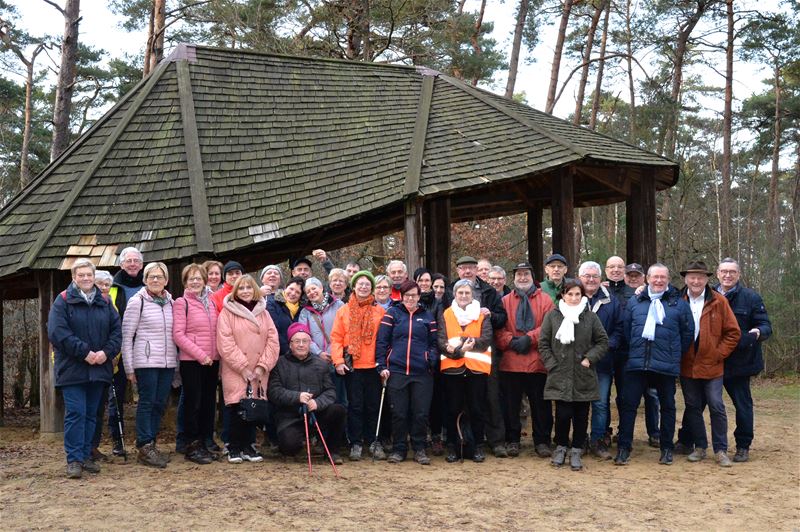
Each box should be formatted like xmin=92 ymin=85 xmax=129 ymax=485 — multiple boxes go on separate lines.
xmin=298 ymin=295 xmax=344 ymax=357
xmin=121 ymin=287 xmax=178 ymax=373
xmin=267 ymin=291 xmax=300 ymax=356
xmin=679 ymin=286 xmax=741 ymax=379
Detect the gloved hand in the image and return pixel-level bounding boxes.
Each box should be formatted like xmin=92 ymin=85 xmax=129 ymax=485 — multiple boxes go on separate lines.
xmin=509 ymin=335 xmax=532 ymax=354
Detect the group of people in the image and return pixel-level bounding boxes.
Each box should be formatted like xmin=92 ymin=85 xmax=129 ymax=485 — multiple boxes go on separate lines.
xmin=48 ymin=246 xmax=771 ymax=478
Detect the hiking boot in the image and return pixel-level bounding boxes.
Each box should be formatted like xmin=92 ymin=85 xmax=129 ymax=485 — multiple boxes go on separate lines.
xmin=733 ymin=448 xmax=749 ymax=462
xmin=349 ymin=443 xmax=363 ymax=461
xmin=91 ymin=447 xmax=109 ymax=463
xmin=716 ymin=450 xmax=733 ymax=467
xmin=331 ymin=453 xmax=344 ymax=465
xmin=659 ymin=449 xmax=673 ymax=465
xmin=673 ymin=441 xmax=693 ymax=455
xmin=687 ymin=448 xmax=707 ymax=462
xmin=507 ymin=442 xmax=520 ymax=457
xmin=387 ymin=452 xmax=404 ymax=463
xmin=492 ymin=444 xmax=509 ymax=458
xmin=66 ymin=462 xmax=82 ymax=479
xmin=185 ymin=441 xmax=214 ymax=465
xmin=431 ymin=438 xmax=444 ymax=456
xmin=551 ymin=445 xmax=567 ymax=467
xmin=112 ymin=438 xmax=125 ymax=457
xmin=445 ymin=446 xmax=459 ymax=463
xmin=535 ymin=443 xmax=552 ymax=458
xmin=569 ymin=448 xmax=583 ymax=471
xmin=614 ymin=448 xmax=631 ymax=466
xmin=369 ymin=441 xmax=386 ymax=460
xmin=414 ymin=449 xmax=431 ymax=465
xmin=472 ymin=445 xmax=486 ymax=463
xmin=138 ymin=442 xmax=166 ymax=468
xmin=82 ymin=458 xmax=101 ymax=474
xmin=648 ymin=435 xmax=660 ymax=448
xmin=590 ymin=440 xmax=612 ymax=460
xmin=227 ymin=451 xmax=244 ymax=464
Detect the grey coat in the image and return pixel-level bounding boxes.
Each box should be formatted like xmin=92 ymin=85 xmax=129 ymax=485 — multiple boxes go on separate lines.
xmin=539 ymin=306 xmax=609 ymax=402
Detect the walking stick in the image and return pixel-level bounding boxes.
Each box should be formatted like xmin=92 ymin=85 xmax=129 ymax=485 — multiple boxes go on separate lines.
xmin=373 ymin=380 xmax=387 ymax=463
xmin=309 ymin=411 xmax=340 ymax=478
xmin=456 ymin=411 xmax=465 ymax=464
xmin=302 ymin=405 xmax=312 ymax=476
xmin=109 ymin=381 xmax=128 ymax=462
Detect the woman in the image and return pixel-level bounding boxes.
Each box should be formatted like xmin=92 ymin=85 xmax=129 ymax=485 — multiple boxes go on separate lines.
xmin=48 ymin=259 xmax=121 ymax=478
xmin=267 ymin=276 xmax=304 ymax=356
xmin=376 ymin=279 xmax=438 ymax=464
xmin=217 ymin=275 xmax=280 ymax=463
xmin=122 ymin=262 xmax=178 ymax=468
xmin=414 ymin=268 xmax=436 ymax=314
xmin=437 ymin=279 xmax=493 ymax=463
xmin=173 ymin=264 xmax=220 ymax=464
xmin=202 ymin=260 xmax=224 ymax=292
xmin=374 ymin=275 xmax=393 ymax=310
xmin=328 ymin=268 xmax=349 ymax=302
xmin=432 ymin=274 xmax=449 ymax=304
xmin=539 ymin=278 xmax=609 ymax=471
xmin=414 ymin=269 xmax=444 ymax=455
xmin=89 ymin=269 xmax=116 ymax=461
xmin=331 ymin=271 xmax=386 ymax=461
xmin=259 ymin=264 xmax=283 ymax=298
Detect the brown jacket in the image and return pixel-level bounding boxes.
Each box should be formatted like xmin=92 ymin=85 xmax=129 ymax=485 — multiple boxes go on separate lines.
xmin=496 ymin=287 xmax=555 ymax=374
xmin=681 ymin=288 xmax=740 ymax=379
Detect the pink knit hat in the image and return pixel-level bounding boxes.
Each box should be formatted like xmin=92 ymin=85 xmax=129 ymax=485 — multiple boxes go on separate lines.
xmin=287 ymin=322 xmax=311 ymax=342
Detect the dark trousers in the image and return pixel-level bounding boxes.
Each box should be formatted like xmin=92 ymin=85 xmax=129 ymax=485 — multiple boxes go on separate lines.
xmin=680 ymin=376 xmax=727 ymax=452
xmin=500 ymin=371 xmax=553 ymax=446
xmin=108 ymin=363 xmax=127 ymax=439
xmin=388 ymin=372 xmax=433 ymax=455
xmin=724 ymin=375 xmax=755 ymax=449
xmin=62 ymin=382 xmax=105 ymax=464
xmin=277 ymin=404 xmax=347 ymax=456
xmin=134 ymin=367 xmax=173 ymax=448
xmin=618 ymin=371 xmax=676 ymax=451
xmin=613 ymin=359 xmax=660 ymax=437
xmin=179 ymin=360 xmax=220 ymax=443
xmin=443 ymin=372 xmax=488 ymax=448
xmin=554 ymin=400 xmax=590 ymax=449
xmin=428 ymin=371 xmax=446 ymax=440
xmin=226 ymin=404 xmax=257 ymax=454
xmin=345 ymin=368 xmax=381 ymax=445
xmin=484 ymin=357 xmax=506 ymax=447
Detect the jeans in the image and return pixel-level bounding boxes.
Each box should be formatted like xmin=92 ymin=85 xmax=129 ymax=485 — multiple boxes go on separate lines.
xmin=91 ymin=384 xmax=109 ymax=449
xmin=725 ymin=375 xmax=754 ymax=449
xmin=590 ymin=372 xmax=613 ymax=443
xmin=554 ymin=401 xmax=590 ymax=449
xmin=681 ymin=376 xmax=727 ymax=452
xmin=443 ymin=371 xmax=488 ymax=449
xmin=500 ymin=371 xmax=553 ymax=446
xmin=108 ymin=363 xmax=127 ymax=440
xmin=345 ymin=368 xmax=381 ymax=445
xmin=62 ymin=382 xmax=105 ymax=464
xmin=277 ymin=404 xmax=347 ymax=456
xmin=618 ymin=371 xmax=676 ymax=451
xmin=387 ymin=372 xmax=433 ymax=455
xmin=134 ymin=368 xmax=173 ymax=448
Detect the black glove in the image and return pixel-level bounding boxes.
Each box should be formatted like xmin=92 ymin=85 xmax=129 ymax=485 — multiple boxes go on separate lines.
xmin=510 ymin=335 xmax=532 ymax=354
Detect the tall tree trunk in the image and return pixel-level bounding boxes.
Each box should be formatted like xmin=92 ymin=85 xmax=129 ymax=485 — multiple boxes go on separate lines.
xmin=624 ymin=0 xmax=636 ymax=141
xmin=545 ymin=0 xmax=574 ymax=114
xmin=720 ymin=0 xmax=734 ymax=255
xmin=50 ymin=0 xmax=81 ymax=162
xmin=505 ymin=0 xmax=530 ymax=98
xmin=470 ymin=0 xmax=487 ymax=86
xmin=573 ymin=0 xmax=604 ymax=126
xmin=17 ymin=44 xmax=46 ymax=189
xmin=150 ymin=0 xmax=166 ymax=72
xmin=791 ymin=138 xmax=800 ymax=254
xmin=143 ymin=2 xmax=155 ymax=77
xmin=589 ymin=2 xmax=610 ymax=130
xmin=768 ymin=63 xmax=782 ymax=247
xmin=361 ymin=0 xmax=371 ymax=61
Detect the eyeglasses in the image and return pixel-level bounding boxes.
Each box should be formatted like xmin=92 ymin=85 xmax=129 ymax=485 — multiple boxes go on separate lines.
xmin=375 ymin=286 xmax=390 ymax=290
xmin=718 ymin=270 xmax=739 ymax=276
xmin=187 ymin=276 xmax=204 ymax=282
xmin=580 ymin=274 xmax=601 ymax=280
xmin=290 ymin=338 xmax=311 ymax=345
xmin=402 ymin=293 xmax=420 ymax=299
xmin=147 ymin=275 xmax=165 ymax=281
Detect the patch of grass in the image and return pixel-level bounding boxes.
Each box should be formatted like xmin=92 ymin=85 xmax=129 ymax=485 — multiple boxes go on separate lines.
xmin=752 ymin=379 xmax=800 ymax=402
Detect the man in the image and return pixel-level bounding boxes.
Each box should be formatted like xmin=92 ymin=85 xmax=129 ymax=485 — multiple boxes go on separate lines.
xmin=477 ymin=259 xmax=492 ymax=283
xmin=106 ymin=246 xmax=144 ymax=456
xmin=290 ymin=257 xmax=313 ymax=280
xmin=578 ymin=261 xmax=624 ymax=460
xmin=496 ymin=262 xmax=555 ymax=458
xmin=715 ymin=258 xmax=771 ymax=462
xmin=677 ymin=261 xmax=740 ymax=467
xmin=488 ymin=266 xmax=510 ymax=297
xmin=604 ymin=256 xmax=627 ymax=299
xmin=624 ymin=263 xmax=645 ymax=290
xmin=312 ymin=248 xmax=361 ymax=279
xmin=268 ymin=323 xmax=345 ymax=464
xmin=615 ymin=263 xmax=694 ymax=466
xmin=210 ymin=261 xmax=243 ymax=311
xmin=541 ymin=254 xmax=568 ymax=303
xmin=386 ymin=259 xmax=408 ymax=302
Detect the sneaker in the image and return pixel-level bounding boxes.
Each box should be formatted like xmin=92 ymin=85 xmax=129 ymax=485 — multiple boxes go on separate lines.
xmin=472 ymin=445 xmax=486 ymax=463
xmin=91 ymin=448 xmax=109 ymax=463
xmin=82 ymin=458 xmax=101 ymax=474
xmin=242 ymin=450 xmax=264 ymax=463
xmin=414 ymin=449 xmax=431 ymax=465
xmin=112 ymin=439 xmax=125 ymax=457
xmin=551 ymin=445 xmax=567 ymax=467
xmin=687 ymin=448 xmax=707 ymax=462
xmin=716 ymin=450 xmax=733 ymax=467
xmin=733 ymin=448 xmax=749 ymax=462
xmin=648 ymin=436 xmax=660 ymax=448
xmin=66 ymin=461 xmax=83 ymax=479
xmin=369 ymin=441 xmax=386 ymax=461
xmin=614 ymin=448 xmax=631 ymax=466
xmin=569 ymin=448 xmax=583 ymax=471
xmin=247 ymin=443 xmax=263 ymax=459
xmin=535 ymin=443 xmax=552 ymax=458
xmin=507 ymin=442 xmax=520 ymax=457
xmin=659 ymin=449 xmax=673 ymax=465
xmin=492 ymin=444 xmax=509 ymax=458
xmin=674 ymin=441 xmax=694 ymax=455
xmin=222 ymin=443 xmax=230 ymax=456
xmin=387 ymin=452 xmax=404 ymax=463
xmin=431 ymin=438 xmax=445 ymax=456
xmin=590 ymin=440 xmax=612 ymax=460
xmin=349 ymin=443 xmax=363 ymax=461
xmin=227 ymin=452 xmax=244 ymax=464
xmin=331 ymin=453 xmax=344 ymax=465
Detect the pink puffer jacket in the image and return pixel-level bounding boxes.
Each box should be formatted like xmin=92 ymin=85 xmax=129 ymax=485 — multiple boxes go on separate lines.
xmin=217 ymin=295 xmax=280 ymax=406
xmin=173 ymin=288 xmax=219 ymax=363
xmin=122 ymin=288 xmax=178 ymax=374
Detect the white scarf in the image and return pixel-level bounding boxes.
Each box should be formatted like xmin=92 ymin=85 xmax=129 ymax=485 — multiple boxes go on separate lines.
xmin=642 ymin=287 xmax=666 ymax=341
xmin=555 ymin=297 xmax=588 ymax=345
xmin=451 ymin=298 xmax=481 ymax=327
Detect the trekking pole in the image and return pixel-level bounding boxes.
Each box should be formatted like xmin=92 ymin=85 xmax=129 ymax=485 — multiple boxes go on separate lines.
xmin=373 ymin=379 xmax=387 ymax=463
xmin=302 ymin=405 xmax=312 ymax=476
xmin=309 ymin=411 xmax=340 ymax=479
xmin=456 ymin=411 xmax=465 ymax=464
xmin=109 ymin=381 xmax=128 ymax=462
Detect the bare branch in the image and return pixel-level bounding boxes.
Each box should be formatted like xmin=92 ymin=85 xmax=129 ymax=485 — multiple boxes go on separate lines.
xmin=40 ymin=0 xmax=66 ymax=16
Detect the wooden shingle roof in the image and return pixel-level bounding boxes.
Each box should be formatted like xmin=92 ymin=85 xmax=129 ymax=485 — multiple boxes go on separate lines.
xmin=0 ymin=44 xmax=677 ymax=280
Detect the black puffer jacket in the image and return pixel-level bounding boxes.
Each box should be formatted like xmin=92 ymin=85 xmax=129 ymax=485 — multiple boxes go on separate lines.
xmin=268 ymin=352 xmax=336 ymax=432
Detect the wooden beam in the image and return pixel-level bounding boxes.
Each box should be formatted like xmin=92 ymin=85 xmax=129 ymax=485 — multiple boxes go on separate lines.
xmin=404 ymin=198 xmax=423 ymax=274
xmin=403 ymin=74 xmax=435 ymax=197
xmin=626 ymin=168 xmax=657 ymax=267
xmin=0 ymin=288 xmax=4 ymax=426
xmin=527 ymin=206 xmax=544 ymax=281
xmin=38 ymin=271 xmax=63 ymax=439
xmin=550 ymin=167 xmax=575 ymax=273
xmin=424 ymin=196 xmax=451 ymax=277
xmin=577 ymin=166 xmax=630 ymax=195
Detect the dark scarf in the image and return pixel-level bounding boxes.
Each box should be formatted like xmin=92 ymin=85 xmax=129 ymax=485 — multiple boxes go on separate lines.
xmin=514 ymin=285 xmax=538 ymax=332
xmin=113 ymin=268 xmax=144 ymax=288
xmin=311 ymin=291 xmax=332 ymax=313
xmin=147 ymin=290 xmax=168 ymax=306
xmin=419 ymin=290 xmax=435 ymax=312
xmin=236 ymin=297 xmax=258 ymax=311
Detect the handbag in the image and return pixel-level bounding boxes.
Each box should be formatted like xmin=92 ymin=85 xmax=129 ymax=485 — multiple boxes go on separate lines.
xmin=238 ymin=381 xmax=270 ymax=425
xmin=342 ymin=347 xmax=354 ymax=372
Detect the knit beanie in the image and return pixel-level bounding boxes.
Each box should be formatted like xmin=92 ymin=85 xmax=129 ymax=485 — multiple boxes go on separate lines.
xmin=223 ymin=261 xmax=244 ymax=276
xmin=287 ymin=322 xmax=311 ymax=342
xmin=350 ymin=270 xmax=376 ymax=290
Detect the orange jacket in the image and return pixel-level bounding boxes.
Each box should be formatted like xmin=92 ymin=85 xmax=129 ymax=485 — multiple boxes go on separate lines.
xmin=681 ymin=289 xmax=741 ymax=379
xmin=496 ymin=288 xmax=554 ymax=374
xmin=330 ymin=301 xmax=385 ymax=369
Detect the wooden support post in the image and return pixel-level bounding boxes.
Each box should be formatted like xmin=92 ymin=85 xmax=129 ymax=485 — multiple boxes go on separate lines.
xmin=550 ymin=168 xmax=576 ymax=274
xmin=405 ymin=198 xmax=423 ymax=275
xmin=38 ymin=271 xmax=63 ymax=439
xmin=0 ymin=288 xmax=4 ymax=426
xmin=424 ymin=197 xmax=451 ymax=278
xmin=626 ymin=168 xmax=657 ymax=267
xmin=527 ymin=206 xmax=544 ymax=281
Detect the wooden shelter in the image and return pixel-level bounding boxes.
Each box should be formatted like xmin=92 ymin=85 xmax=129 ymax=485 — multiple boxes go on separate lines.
xmin=0 ymin=44 xmax=677 ymax=431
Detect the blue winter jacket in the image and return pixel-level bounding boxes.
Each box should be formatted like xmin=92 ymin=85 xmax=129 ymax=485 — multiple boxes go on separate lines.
xmin=715 ymin=283 xmax=772 ymax=378
xmin=267 ymin=294 xmax=299 ymax=356
xmin=375 ymin=304 xmax=438 ymax=376
xmin=587 ymin=287 xmax=625 ymax=375
xmin=47 ymin=283 xmax=122 ymax=388
xmin=623 ymin=285 xmax=694 ymax=377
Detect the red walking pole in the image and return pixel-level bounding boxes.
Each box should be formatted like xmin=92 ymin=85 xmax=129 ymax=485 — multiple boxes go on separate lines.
xmin=303 ymin=405 xmax=312 ymax=476
xmin=310 ymin=411 xmax=340 ymax=479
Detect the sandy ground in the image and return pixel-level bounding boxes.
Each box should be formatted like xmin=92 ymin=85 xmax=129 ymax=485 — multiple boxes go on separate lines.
xmin=1 ymin=379 xmax=798 ymax=531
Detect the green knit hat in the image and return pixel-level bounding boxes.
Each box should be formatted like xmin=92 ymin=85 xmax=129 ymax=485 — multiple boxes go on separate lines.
xmin=350 ymin=270 xmax=376 ymax=290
